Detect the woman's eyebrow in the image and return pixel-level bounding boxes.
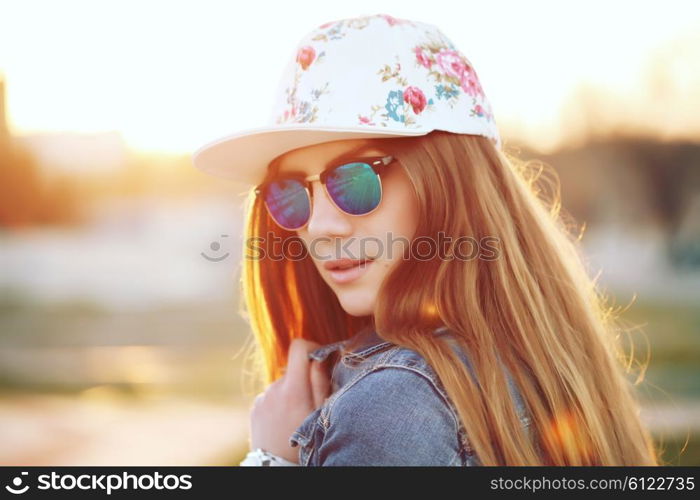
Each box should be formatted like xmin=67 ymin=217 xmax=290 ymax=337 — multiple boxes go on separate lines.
xmin=272 ymin=144 xmax=385 ymax=179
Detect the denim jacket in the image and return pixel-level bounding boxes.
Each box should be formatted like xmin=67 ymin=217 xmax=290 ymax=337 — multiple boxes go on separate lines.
xmin=288 ymin=326 xmax=532 ymax=466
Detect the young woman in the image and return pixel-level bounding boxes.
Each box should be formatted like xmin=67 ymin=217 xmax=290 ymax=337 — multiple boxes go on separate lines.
xmin=193 ymin=13 xmax=658 ymax=466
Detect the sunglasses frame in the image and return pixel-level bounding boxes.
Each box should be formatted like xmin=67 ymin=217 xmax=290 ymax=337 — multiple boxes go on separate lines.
xmin=254 ymin=155 xmax=397 ymax=231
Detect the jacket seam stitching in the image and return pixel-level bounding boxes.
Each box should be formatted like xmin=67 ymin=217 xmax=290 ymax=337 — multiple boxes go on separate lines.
xmin=322 ymin=362 xmax=463 ymax=458
xmin=379 ymin=353 xmax=476 ymax=456
xmin=370 ymin=363 xmax=461 ymax=436
xmin=319 ymin=364 xmax=377 ymax=429
xmin=324 ymin=346 xmax=400 ymax=423
xmin=290 ymin=429 xmax=309 ymax=445
xmin=341 ymin=341 xmax=394 ymax=361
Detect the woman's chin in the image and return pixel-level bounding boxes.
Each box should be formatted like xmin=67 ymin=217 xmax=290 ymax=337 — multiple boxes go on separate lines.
xmin=337 ymin=292 xmax=375 ymax=317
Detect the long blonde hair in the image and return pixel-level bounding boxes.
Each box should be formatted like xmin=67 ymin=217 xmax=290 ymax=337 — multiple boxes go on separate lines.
xmin=239 ymin=130 xmax=659 ymax=465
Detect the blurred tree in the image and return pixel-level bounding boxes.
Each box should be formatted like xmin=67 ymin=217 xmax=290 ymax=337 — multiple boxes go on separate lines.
xmin=0 ymin=141 xmax=84 ymax=228
xmin=0 ymin=142 xmax=43 ymax=227
xmin=530 ymin=136 xmax=700 ymax=269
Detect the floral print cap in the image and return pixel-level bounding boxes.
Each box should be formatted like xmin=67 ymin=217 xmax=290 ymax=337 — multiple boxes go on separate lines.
xmin=193 ymin=13 xmax=501 ymax=185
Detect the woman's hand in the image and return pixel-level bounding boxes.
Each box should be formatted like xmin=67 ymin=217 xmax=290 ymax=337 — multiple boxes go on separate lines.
xmin=249 ymin=338 xmax=332 ymax=463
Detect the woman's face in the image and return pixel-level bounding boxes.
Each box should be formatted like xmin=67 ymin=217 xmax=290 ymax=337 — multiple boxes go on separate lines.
xmin=273 ymin=139 xmax=420 ymax=317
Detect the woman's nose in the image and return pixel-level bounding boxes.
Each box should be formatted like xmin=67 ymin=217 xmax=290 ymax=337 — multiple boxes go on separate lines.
xmin=305 ymin=181 xmax=353 ymax=238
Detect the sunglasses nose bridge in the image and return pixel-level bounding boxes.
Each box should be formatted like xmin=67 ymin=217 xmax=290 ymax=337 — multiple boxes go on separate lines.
xmin=302 ymin=173 xmax=322 ymax=203
xmin=304 ymin=177 xmax=354 ymax=234
xmin=305 ymin=173 xmax=321 ymax=183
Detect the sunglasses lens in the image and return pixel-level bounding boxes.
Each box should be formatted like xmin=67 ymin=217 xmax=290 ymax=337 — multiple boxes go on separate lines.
xmin=263 ymin=179 xmax=310 ymax=230
xmin=325 ymin=162 xmax=381 ymax=215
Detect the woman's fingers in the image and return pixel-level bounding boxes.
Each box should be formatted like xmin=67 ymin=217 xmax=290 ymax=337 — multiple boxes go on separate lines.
xmin=284 ymin=338 xmax=320 ymax=401
xmin=310 ymin=359 xmax=331 ymax=408
xmin=283 ymin=338 xmax=332 ymax=410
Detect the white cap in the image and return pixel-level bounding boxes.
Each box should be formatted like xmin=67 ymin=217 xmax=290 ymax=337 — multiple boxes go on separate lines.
xmin=192 ymin=13 xmax=501 ymax=186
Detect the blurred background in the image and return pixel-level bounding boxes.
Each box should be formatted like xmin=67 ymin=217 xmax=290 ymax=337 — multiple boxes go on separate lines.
xmin=1 ymin=0 xmax=698 ymax=466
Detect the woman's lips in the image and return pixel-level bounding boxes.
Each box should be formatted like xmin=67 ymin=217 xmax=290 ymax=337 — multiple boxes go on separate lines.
xmin=324 ymin=258 xmax=374 ymax=284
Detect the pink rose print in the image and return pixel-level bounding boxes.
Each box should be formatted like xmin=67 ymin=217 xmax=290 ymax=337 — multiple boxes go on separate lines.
xmin=403 ymin=86 xmax=427 ymax=114
xmin=473 ymin=104 xmax=484 ymax=117
xmin=462 ymin=66 xmax=484 ymax=97
xmin=463 ymin=78 xmax=482 ymax=97
xmin=435 ymin=49 xmax=484 ymax=98
xmin=414 ymin=46 xmax=432 ymax=69
xmin=358 ymin=115 xmax=376 ymax=125
xmin=280 ymin=109 xmax=291 ymax=122
xmin=435 ymin=49 xmax=469 ymax=82
xmin=380 ymin=14 xmax=401 ymax=26
xmin=296 ymin=46 xmax=316 ymax=70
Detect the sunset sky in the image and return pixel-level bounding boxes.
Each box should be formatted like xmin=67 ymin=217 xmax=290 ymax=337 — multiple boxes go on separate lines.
xmin=1 ymin=0 xmax=699 ymax=154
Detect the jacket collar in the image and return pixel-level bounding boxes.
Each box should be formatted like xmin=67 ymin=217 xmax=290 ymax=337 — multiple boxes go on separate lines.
xmin=307 ymin=325 xmax=450 ymax=363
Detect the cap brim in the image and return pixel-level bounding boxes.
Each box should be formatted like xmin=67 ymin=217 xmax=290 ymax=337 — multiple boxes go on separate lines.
xmin=192 ymin=124 xmax=430 ymax=186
